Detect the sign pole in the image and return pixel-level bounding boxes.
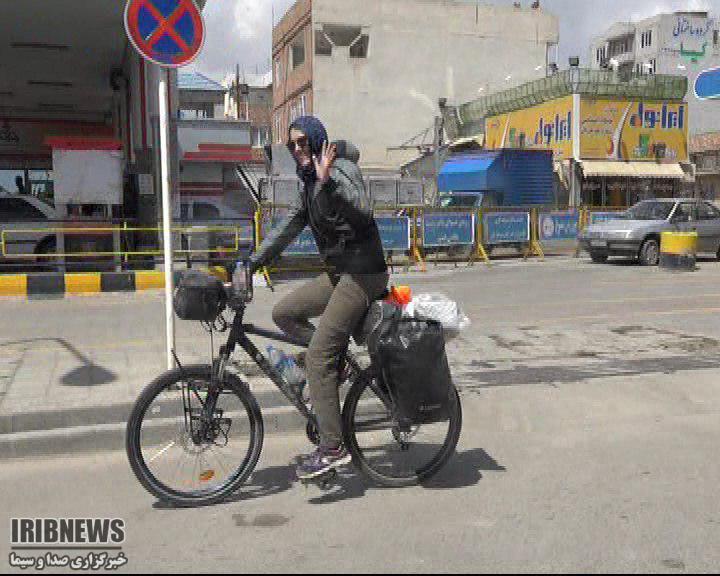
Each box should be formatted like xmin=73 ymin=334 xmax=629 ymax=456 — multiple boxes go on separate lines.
xmin=124 ymin=0 xmax=205 ymax=370
xmin=159 ymin=69 xmax=175 ymax=370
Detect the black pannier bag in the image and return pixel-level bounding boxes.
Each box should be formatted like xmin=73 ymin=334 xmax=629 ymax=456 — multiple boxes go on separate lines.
xmin=367 ymin=303 xmax=453 ymax=425
xmin=173 ymin=271 xmax=227 ymax=322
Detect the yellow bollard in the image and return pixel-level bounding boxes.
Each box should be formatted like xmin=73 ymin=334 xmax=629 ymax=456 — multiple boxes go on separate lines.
xmin=660 ymin=231 xmax=697 ymax=271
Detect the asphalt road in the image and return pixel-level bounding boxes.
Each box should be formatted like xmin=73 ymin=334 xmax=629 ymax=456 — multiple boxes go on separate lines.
xmin=2 ymin=256 xmax=720 ymax=572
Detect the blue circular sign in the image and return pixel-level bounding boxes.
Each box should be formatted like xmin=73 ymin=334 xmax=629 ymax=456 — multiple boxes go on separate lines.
xmin=695 ymin=67 xmax=720 ymax=101
xmin=124 ymin=0 xmax=205 ymax=68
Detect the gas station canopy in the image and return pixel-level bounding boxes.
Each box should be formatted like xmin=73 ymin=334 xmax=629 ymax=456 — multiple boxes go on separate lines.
xmin=0 ymin=0 xmax=128 ymax=123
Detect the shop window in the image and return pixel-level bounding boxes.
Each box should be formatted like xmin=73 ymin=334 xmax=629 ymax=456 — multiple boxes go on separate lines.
xmin=315 ymin=30 xmax=332 ymax=56
xmin=0 ymin=170 xmax=27 ymax=195
xmin=349 ymin=35 xmax=369 ymax=58
xmin=252 ymin=127 xmax=270 ymax=148
xmin=194 ymin=203 xmax=220 ymax=220
xmin=291 ymin=34 xmax=305 ymax=70
xmin=0 ymin=197 xmax=47 ymax=221
xmin=316 ymin=24 xmax=370 ymax=59
xmin=29 ymin=170 xmax=54 ymax=204
xmin=698 ymin=202 xmax=720 ymax=220
xmin=676 ymin=202 xmax=695 ymax=221
xmin=322 ymin=25 xmax=362 ymax=47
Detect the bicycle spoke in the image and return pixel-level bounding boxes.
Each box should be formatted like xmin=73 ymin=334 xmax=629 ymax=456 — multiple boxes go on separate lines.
xmin=148 ymin=440 xmax=176 ymax=463
xmin=134 ymin=370 xmax=260 ymax=502
xmin=209 ymin=446 xmax=232 ymax=479
xmin=347 ymin=376 xmax=461 ymax=484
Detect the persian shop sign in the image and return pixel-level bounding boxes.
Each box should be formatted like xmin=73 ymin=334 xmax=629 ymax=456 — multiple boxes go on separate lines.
xmin=485 ymin=95 xmax=574 ymax=160
xmin=672 ymin=16 xmax=715 ymax=38
xmin=580 ymin=99 xmax=688 ymax=162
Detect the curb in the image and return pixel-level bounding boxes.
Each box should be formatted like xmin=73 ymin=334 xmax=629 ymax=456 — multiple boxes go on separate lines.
xmin=0 ymin=376 xmax=308 ymax=458
xmin=0 ymin=267 xmax=228 ymax=298
xmin=0 ymin=405 xmax=306 ymax=459
xmin=0 ymin=385 xmax=290 ymax=436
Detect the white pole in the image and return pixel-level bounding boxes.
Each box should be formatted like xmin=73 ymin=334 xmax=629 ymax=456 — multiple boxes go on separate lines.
xmin=159 ymin=69 xmax=175 ymax=370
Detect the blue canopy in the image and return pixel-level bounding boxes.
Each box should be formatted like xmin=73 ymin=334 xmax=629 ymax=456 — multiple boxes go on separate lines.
xmin=438 ymin=152 xmax=500 ymax=192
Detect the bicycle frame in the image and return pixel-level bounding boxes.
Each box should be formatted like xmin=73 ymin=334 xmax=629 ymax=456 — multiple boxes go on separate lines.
xmin=218 ymin=303 xmax=318 ymax=425
xmin=177 ymin=263 xmax=394 ymax=442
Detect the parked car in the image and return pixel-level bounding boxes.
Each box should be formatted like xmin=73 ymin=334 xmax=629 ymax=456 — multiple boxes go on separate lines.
xmin=579 ymin=198 xmax=720 ymax=266
xmin=438 ymin=192 xmax=499 ymax=209
xmin=176 ymin=199 xmax=254 ymax=267
xmin=0 ymin=193 xmax=58 ymax=266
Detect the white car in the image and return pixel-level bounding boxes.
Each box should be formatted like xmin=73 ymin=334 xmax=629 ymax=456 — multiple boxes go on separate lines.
xmin=0 ymin=193 xmax=59 ymax=264
xmin=176 ymin=198 xmax=254 ymax=263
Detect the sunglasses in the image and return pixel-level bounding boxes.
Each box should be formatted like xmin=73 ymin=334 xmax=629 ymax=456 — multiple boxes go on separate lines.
xmin=287 ymin=136 xmax=309 ymax=153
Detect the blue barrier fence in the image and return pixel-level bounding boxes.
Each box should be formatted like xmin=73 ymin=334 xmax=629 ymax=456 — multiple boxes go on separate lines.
xmin=259 ymin=206 xmax=632 ymax=262
xmin=483 ymin=212 xmax=530 ymax=245
xmin=376 ymin=217 xmax=411 ymax=251
xmin=539 ymin=211 xmax=579 ymax=241
xmin=422 ymin=213 xmax=475 ymax=247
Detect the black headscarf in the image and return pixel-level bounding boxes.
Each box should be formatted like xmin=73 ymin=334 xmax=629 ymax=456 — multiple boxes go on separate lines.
xmin=289 ymin=116 xmax=328 ymax=189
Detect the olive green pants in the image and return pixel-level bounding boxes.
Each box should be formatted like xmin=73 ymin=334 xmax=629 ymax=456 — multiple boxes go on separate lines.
xmin=272 ymin=272 xmax=389 ymax=447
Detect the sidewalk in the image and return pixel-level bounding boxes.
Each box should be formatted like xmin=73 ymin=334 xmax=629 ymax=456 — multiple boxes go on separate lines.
xmin=0 ymin=254 xmax=581 ymax=458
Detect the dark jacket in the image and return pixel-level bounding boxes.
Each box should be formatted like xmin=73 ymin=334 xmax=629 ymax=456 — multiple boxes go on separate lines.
xmin=251 ymin=141 xmax=387 ymax=275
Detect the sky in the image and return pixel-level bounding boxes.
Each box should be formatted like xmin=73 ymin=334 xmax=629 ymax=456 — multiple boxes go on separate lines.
xmin=191 ymin=0 xmax=718 ymax=82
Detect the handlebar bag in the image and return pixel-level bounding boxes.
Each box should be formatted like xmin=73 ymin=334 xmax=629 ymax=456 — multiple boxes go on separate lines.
xmin=173 ymin=271 xmax=227 ymax=322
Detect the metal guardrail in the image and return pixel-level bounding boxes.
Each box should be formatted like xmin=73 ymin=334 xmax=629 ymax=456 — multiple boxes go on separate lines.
xmin=1 ymin=225 xmax=253 ymax=258
xmin=0 ymin=207 xmax=633 ymax=274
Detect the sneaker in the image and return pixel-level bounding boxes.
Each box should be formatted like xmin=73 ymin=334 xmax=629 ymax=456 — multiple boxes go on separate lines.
xmin=292 ymin=352 xmax=306 ymax=369
xmin=296 ymin=445 xmax=351 ymax=479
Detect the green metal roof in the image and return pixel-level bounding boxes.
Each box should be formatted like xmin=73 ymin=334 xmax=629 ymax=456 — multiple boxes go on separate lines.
xmin=446 ymin=69 xmax=689 ymax=139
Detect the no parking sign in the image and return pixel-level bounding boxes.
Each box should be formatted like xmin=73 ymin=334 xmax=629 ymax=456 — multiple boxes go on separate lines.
xmin=125 ymin=0 xmax=205 ymax=68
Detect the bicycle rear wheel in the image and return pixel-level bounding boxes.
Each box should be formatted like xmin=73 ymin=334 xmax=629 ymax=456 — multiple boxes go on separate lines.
xmin=343 ymin=372 xmax=462 ymax=487
xmin=126 ymin=365 xmax=264 ymax=507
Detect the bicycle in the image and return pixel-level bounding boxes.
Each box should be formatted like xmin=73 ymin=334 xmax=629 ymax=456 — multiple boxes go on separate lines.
xmin=126 ymin=262 xmax=462 ymax=506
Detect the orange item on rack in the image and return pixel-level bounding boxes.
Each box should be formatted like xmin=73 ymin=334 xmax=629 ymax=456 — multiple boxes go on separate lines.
xmin=386 ymin=285 xmax=412 ymax=306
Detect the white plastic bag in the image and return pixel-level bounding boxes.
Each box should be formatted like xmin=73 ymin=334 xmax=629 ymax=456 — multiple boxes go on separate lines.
xmin=404 ymin=293 xmax=471 ymax=340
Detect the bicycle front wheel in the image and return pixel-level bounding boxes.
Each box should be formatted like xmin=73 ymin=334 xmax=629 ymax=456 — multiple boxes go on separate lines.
xmin=126 ymin=365 xmax=264 ymax=507
xmin=343 ymin=372 xmax=462 ymax=487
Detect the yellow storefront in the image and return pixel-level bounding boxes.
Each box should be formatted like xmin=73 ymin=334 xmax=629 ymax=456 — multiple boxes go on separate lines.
xmin=485 ymin=95 xmax=690 ymax=207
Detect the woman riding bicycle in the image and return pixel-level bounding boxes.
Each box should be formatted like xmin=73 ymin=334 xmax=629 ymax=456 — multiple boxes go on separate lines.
xmin=249 ymin=116 xmax=389 ymax=480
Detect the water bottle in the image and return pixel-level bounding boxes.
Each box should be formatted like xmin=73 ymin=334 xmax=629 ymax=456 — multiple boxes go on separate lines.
xmin=266 ymin=345 xmax=285 ymax=374
xmin=283 ymin=356 xmax=306 ymax=391
xmin=266 ymin=346 xmax=307 ymax=400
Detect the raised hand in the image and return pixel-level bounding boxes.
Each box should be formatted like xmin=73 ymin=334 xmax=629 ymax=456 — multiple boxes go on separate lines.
xmin=313 ymin=141 xmax=337 ymax=184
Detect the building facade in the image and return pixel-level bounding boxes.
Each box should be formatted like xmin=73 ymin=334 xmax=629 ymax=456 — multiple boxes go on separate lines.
xmin=690 ymin=132 xmax=720 ymax=201
xmin=589 ymin=11 xmax=720 ymax=135
xmin=177 ymin=72 xmax=262 ymax=218
xmin=223 ymin=71 xmax=273 ymax=151
xmin=463 ymin=68 xmax=693 ymax=207
xmin=272 ymin=0 xmax=559 ymax=175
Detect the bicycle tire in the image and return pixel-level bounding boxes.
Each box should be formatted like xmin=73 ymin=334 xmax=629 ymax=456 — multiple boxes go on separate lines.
xmin=342 ymin=372 xmax=462 ymax=487
xmin=126 ymin=365 xmax=264 ymax=507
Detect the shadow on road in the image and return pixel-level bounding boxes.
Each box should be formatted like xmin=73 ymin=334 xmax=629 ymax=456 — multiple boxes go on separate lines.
xmin=149 ymin=446 xmax=506 ymax=509
xmin=306 ymin=447 xmax=506 ymax=506
xmin=458 ymin=354 xmax=720 ymax=390
xmin=422 ymin=448 xmax=506 ymax=489
xmin=0 ymin=337 xmax=117 ymax=387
